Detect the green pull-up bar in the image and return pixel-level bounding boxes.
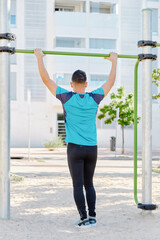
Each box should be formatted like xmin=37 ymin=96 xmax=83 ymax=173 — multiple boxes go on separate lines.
xmin=14 ymin=43 xmax=160 ymax=57
xmin=15 ymin=49 xmax=138 ymax=59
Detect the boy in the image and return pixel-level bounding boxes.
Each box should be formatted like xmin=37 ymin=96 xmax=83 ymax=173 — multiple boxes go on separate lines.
xmin=34 ymin=49 xmax=117 ymax=228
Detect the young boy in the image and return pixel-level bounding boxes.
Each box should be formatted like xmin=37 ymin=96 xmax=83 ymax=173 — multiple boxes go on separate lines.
xmin=34 ymin=49 xmax=117 ymax=228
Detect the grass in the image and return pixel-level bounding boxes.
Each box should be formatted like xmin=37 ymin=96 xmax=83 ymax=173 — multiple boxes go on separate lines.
xmin=37 ymin=159 xmax=45 ymax=162
xmin=10 ymin=173 xmax=24 ymax=182
xmin=152 ymin=161 xmax=160 ymax=173
xmin=152 ymin=169 xmax=160 ymax=173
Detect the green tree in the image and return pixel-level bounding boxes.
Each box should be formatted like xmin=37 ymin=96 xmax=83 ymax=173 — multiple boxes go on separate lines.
xmin=98 ymin=86 xmax=140 ymax=154
xmin=152 ymin=68 xmax=160 ymax=100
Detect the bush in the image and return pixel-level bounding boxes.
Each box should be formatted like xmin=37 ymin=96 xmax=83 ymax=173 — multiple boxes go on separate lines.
xmin=10 ymin=173 xmax=24 ymax=182
xmin=43 ymin=135 xmax=64 ymax=149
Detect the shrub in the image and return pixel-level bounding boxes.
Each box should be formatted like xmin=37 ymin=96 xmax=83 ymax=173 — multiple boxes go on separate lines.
xmin=43 ymin=135 xmax=64 ymax=149
xmin=10 ymin=173 xmax=24 ymax=182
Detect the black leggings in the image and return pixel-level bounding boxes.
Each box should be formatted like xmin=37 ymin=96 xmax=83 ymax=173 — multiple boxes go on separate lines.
xmin=67 ymin=143 xmax=97 ymax=220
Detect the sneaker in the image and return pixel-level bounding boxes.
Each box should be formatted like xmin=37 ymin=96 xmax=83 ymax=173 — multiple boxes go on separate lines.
xmin=74 ymin=218 xmax=91 ymax=228
xmin=89 ymin=217 xmax=96 ymax=226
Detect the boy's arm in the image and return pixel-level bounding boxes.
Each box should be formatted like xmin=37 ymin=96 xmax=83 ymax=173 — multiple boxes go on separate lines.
xmin=34 ymin=48 xmax=57 ymax=96
xmin=101 ymin=52 xmax=118 ymax=97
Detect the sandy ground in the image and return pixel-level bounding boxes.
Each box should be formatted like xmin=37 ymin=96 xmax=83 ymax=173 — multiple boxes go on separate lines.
xmin=0 ymin=148 xmax=160 ymax=240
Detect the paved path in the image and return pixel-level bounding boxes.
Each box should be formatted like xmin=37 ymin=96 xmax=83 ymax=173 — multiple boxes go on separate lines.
xmin=1 ymin=147 xmax=159 ymax=240
xmin=10 ymin=147 xmax=160 ymax=177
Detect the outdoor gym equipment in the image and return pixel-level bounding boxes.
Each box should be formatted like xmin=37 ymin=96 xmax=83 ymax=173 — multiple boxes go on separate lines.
xmin=0 ymin=2 xmax=159 ymax=219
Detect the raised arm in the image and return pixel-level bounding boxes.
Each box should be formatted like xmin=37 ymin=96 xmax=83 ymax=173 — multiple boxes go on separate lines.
xmin=34 ymin=48 xmax=57 ymax=96
xmin=101 ymin=52 xmax=118 ymax=97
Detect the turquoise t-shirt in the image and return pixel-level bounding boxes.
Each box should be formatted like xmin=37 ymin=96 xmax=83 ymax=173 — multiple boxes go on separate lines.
xmin=56 ymin=86 xmax=104 ymax=146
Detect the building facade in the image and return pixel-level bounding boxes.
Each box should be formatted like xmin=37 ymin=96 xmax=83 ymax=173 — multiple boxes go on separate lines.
xmin=10 ymin=0 xmax=160 ymax=148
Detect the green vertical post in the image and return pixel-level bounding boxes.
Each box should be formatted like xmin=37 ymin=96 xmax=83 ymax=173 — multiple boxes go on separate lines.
xmin=134 ymin=60 xmax=140 ymax=205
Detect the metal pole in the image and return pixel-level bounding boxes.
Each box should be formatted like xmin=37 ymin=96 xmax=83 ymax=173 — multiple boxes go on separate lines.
xmin=115 ymin=108 xmax=119 ymax=158
xmin=134 ymin=60 xmax=140 ymax=205
xmin=27 ymin=90 xmax=31 ymax=161
xmin=0 ymin=0 xmax=10 ymax=219
xmin=142 ymin=9 xmax=152 ymax=211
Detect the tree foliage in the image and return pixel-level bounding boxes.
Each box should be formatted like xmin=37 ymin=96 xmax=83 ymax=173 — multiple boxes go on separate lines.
xmin=98 ymin=86 xmax=140 ymax=126
xmin=152 ymin=68 xmax=160 ymax=100
xmin=98 ymin=86 xmax=140 ymax=154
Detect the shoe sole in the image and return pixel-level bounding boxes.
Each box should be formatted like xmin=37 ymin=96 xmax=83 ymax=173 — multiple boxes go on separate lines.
xmin=90 ymin=223 xmax=97 ymax=227
xmin=75 ymin=224 xmax=91 ymax=229
xmin=75 ymin=225 xmax=91 ymax=228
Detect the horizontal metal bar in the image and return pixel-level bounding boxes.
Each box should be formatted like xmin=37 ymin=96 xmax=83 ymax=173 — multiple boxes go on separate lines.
xmin=15 ymin=49 xmax=138 ymax=59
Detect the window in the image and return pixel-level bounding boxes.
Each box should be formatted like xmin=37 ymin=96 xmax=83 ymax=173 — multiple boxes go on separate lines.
xmin=57 ymin=113 xmax=66 ymax=142
xmin=10 ymin=72 xmax=17 ymax=101
xmin=89 ymin=39 xmax=116 ymax=50
xmin=90 ymin=74 xmax=108 ymax=87
xmin=10 ymin=15 xmax=16 ymax=27
xmin=10 ymin=0 xmax=16 ymax=28
xmin=90 ymin=2 xmax=116 ymax=14
xmin=90 ymin=2 xmax=99 ymax=13
xmin=56 ymin=37 xmax=85 ymax=48
xmin=152 ymin=9 xmax=158 ymax=35
xmin=57 ymin=114 xmax=64 ymax=121
xmin=55 ymin=7 xmax=74 ymax=12
xmin=56 ymin=73 xmax=72 ymax=85
xmin=55 ymin=1 xmax=86 ymax=12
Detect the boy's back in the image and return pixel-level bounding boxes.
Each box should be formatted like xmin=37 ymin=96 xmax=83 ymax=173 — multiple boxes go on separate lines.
xmin=56 ymin=86 xmax=104 ymax=146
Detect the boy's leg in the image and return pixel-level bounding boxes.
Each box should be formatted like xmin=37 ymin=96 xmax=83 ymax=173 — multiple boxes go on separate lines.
xmin=67 ymin=143 xmax=87 ymax=220
xmin=83 ymin=146 xmax=97 ymax=218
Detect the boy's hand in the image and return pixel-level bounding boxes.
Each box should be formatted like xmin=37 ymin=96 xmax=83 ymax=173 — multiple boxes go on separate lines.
xmin=104 ymin=52 xmax=118 ymax=63
xmin=34 ymin=48 xmax=46 ymax=59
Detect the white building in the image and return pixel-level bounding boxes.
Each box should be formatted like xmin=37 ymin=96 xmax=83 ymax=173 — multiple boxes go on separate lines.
xmin=10 ymin=0 xmax=160 ymax=148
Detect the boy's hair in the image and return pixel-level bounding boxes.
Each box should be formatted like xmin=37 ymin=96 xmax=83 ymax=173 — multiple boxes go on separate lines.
xmin=72 ymin=70 xmax=87 ymax=83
